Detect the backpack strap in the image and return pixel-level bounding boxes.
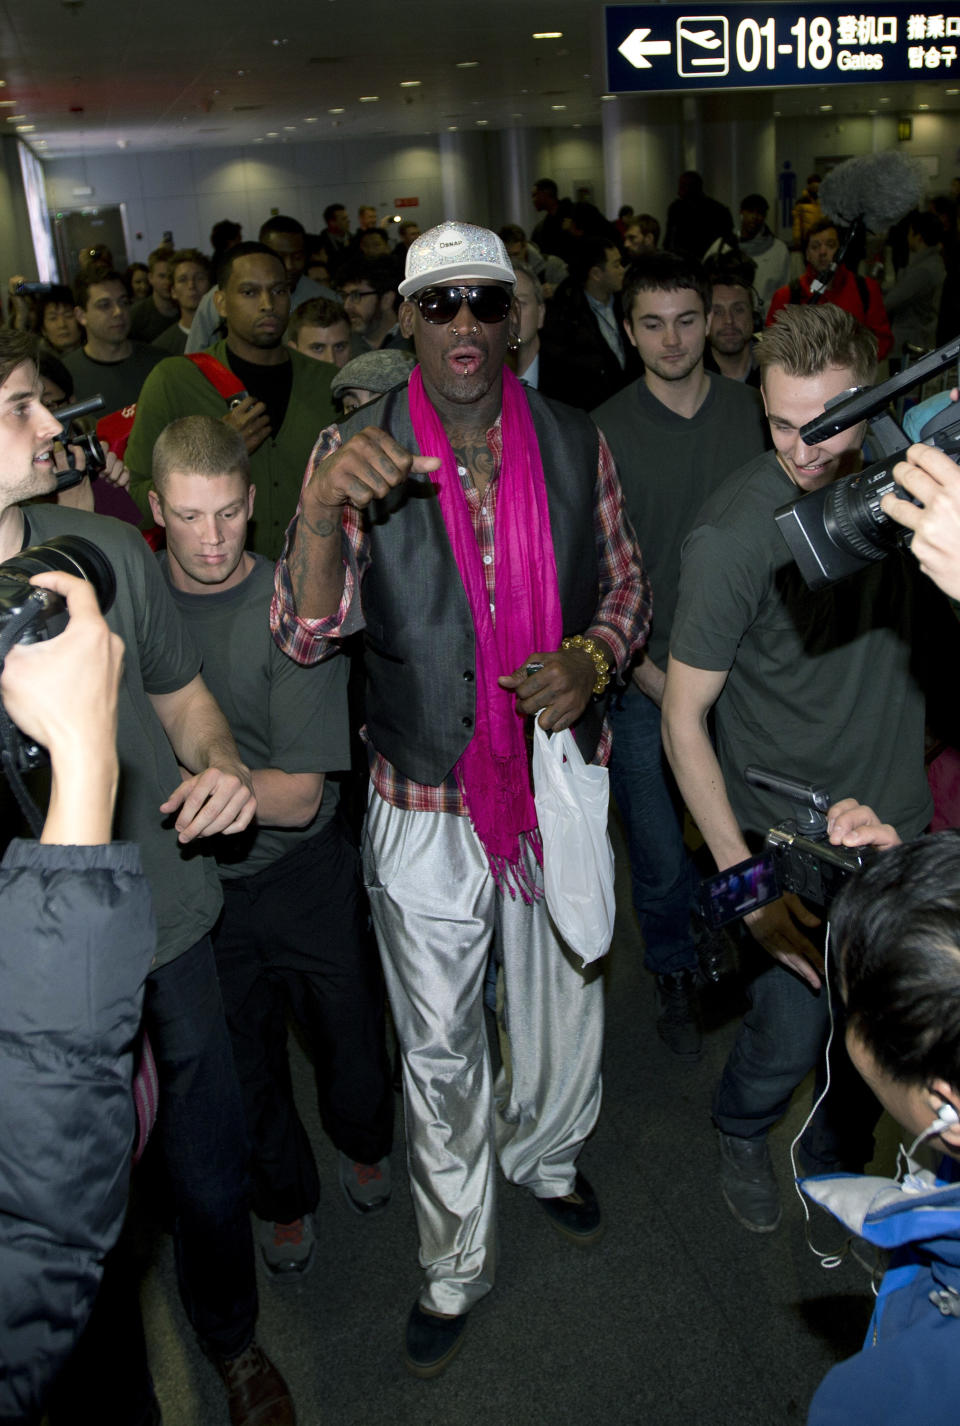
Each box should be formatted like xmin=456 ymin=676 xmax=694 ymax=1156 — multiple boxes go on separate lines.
xmin=185 ymin=352 xmax=248 ymax=402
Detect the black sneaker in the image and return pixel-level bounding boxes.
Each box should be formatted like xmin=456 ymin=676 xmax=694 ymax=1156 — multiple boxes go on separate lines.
xmin=655 ymin=969 xmax=702 ymax=1059
xmin=537 ymin=1170 xmax=604 ymax=1245
xmin=716 ymin=1129 xmax=782 ymax=1233
xmin=404 ymin=1302 xmax=469 ymax=1379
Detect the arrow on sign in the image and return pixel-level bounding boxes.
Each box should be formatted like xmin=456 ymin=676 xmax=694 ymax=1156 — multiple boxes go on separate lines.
xmin=618 ymin=27 xmax=672 ymax=68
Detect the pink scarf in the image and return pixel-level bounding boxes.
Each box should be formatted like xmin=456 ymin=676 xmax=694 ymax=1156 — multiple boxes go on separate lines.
xmin=407 ymin=364 xmax=562 ymax=898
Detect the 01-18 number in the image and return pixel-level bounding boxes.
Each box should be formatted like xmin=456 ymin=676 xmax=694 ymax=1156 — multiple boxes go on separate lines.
xmin=735 ymin=15 xmax=833 ymax=70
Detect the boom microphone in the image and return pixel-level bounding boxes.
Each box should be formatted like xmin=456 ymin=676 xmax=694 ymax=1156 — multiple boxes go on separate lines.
xmin=818 ymin=152 xmax=926 ymax=232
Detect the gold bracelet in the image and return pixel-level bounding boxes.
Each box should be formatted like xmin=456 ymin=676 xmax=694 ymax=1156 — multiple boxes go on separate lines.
xmin=561 ymin=635 xmax=612 ymax=697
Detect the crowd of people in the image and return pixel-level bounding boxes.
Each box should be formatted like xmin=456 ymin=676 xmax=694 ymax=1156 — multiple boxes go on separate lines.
xmin=3 ymin=168 xmax=960 ymax=1426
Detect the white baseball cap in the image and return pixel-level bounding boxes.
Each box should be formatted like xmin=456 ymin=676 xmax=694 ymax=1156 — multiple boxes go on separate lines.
xmin=398 ymin=221 xmax=516 ymax=298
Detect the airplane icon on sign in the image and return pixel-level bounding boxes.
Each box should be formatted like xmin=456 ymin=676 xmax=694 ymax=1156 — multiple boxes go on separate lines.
xmin=676 ymin=15 xmax=729 ymax=76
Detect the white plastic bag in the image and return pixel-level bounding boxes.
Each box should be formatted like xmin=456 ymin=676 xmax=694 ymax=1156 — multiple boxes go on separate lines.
xmin=532 ymin=719 xmax=616 ymax=964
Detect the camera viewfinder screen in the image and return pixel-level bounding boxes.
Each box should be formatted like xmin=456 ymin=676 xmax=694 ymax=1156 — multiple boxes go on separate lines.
xmin=700 ymin=853 xmax=779 ymax=929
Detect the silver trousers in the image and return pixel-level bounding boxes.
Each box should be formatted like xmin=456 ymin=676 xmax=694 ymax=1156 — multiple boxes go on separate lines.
xmin=362 ymin=788 xmax=604 ymax=1315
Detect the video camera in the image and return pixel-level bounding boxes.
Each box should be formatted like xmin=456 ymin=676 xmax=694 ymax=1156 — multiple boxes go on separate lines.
xmin=0 ymin=536 xmax=115 ymax=772
xmin=774 ymin=334 xmax=960 ymax=590
xmin=53 ymin=394 xmax=108 ymax=490
xmin=699 ymin=766 xmax=864 ymax=931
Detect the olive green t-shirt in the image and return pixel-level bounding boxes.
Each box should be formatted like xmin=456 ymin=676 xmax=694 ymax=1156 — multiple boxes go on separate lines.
xmin=159 ymin=553 xmax=350 ymax=878
xmin=670 ymin=450 xmax=932 ymax=839
xmin=21 ymin=504 xmax=223 ymax=966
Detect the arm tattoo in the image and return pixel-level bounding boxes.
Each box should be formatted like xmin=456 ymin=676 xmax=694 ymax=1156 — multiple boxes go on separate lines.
xmin=302 ymin=513 xmax=338 ymax=538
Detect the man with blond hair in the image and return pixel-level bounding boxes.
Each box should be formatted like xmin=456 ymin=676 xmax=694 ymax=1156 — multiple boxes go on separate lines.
xmin=662 ymin=304 xmax=933 ymax=1232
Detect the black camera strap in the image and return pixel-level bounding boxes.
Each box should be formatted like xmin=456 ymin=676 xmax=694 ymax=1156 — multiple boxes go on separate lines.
xmin=0 ymin=607 xmax=48 ymax=839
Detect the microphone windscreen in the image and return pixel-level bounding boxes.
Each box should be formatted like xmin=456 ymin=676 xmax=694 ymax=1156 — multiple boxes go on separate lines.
xmin=819 ymin=152 xmax=926 ymax=232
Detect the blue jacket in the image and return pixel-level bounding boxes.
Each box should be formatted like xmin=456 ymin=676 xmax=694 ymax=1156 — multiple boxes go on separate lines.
xmin=803 ymin=1159 xmax=960 ymax=1424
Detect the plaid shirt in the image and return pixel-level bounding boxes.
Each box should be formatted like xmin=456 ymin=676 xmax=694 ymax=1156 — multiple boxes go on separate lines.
xmin=271 ymin=417 xmax=651 ymax=814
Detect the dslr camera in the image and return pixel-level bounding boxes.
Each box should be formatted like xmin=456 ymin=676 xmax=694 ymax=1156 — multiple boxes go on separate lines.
xmin=0 ymin=536 xmax=115 ymax=771
xmin=774 ymin=333 xmax=960 ymax=589
xmin=699 ymin=766 xmax=864 ymax=930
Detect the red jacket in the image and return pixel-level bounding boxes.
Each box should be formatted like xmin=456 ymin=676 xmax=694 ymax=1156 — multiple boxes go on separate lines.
xmin=766 ymin=265 xmax=893 ymax=360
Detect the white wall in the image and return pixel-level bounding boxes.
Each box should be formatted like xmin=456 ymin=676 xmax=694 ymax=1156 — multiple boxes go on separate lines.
xmin=776 ymin=110 xmax=958 ymax=205
xmin=42 ymin=127 xmax=607 ymax=261
xmin=43 ymin=136 xmax=451 ymax=260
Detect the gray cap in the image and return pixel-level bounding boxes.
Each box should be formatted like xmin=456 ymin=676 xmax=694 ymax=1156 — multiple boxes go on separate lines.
xmin=330 ymin=348 xmax=416 ymax=400
xmin=398 ymin=221 xmax=516 ymax=298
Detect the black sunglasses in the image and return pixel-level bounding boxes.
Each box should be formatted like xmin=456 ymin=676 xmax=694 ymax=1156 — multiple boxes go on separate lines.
xmin=415 ymin=285 xmax=513 ymax=325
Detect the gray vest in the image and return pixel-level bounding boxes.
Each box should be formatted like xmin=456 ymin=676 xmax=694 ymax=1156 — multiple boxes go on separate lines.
xmin=340 ymin=381 xmax=605 ymax=785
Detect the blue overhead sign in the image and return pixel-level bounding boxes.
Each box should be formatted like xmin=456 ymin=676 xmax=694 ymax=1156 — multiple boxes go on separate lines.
xmin=605 ymin=3 xmax=960 ymax=91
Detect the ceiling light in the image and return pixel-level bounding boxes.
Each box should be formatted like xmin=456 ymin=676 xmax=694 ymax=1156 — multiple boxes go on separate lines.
xmin=948 ymin=88 xmax=960 ymax=94
xmin=447 ymin=125 xmax=458 ymax=131
xmin=329 ymin=107 xmax=345 ymax=114
xmin=304 ymin=116 xmax=318 ymax=122
xmin=533 ymin=32 xmax=563 ymax=39
xmin=0 ymin=100 xmax=13 ymax=107
xmin=6 ymin=114 xmax=27 ymax=121
xmin=0 ymin=81 xmax=5 ymax=88
xmin=476 ymin=119 xmax=488 ymax=125
xmin=879 ymin=96 xmax=890 ymax=102
xmin=601 ymin=94 xmax=616 ymax=101
xmin=773 ymin=110 xmax=782 ymax=116
xmin=512 ymin=112 xmax=524 ymax=118
xmin=456 ymin=61 xmax=479 ymax=68
xmin=271 ymin=37 xmax=288 ymax=46
xmin=918 ymin=102 xmax=930 ymax=109
xmin=116 ymin=138 xmax=127 ymax=148
xmin=867 ymin=108 xmax=877 ymax=114
xmin=359 ymin=95 xmax=379 ymax=102
xmin=16 ymin=124 xmax=34 ymax=132
xmin=551 ymin=104 xmax=566 ymax=111
xmin=254 ymin=137 xmax=264 ymax=142
xmin=283 ymin=125 xmax=296 ymax=130
xmin=266 ymin=131 xmax=278 ymax=137
xmin=400 ymin=80 xmax=421 ymax=87
xmin=819 ymin=103 xmax=832 ymax=110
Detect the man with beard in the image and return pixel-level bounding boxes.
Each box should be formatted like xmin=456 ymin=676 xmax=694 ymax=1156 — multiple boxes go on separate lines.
xmin=663 ymin=305 xmax=933 ymax=1233
xmin=271 ymin=222 xmax=649 ymax=1378
xmin=126 ymin=243 xmax=335 ymax=556
xmin=593 ymin=251 xmax=768 ymax=1058
xmin=703 ymin=253 xmax=762 ymax=388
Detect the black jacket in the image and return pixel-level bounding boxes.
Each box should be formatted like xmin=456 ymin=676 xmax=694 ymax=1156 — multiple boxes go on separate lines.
xmin=539 ymin=280 xmax=640 ymax=412
xmin=0 ymin=840 xmax=155 ymax=1425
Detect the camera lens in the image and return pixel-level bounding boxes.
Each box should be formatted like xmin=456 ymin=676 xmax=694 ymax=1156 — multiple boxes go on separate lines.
xmin=1 ymin=535 xmax=116 ymax=615
xmin=823 ymin=464 xmax=901 ymax=564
